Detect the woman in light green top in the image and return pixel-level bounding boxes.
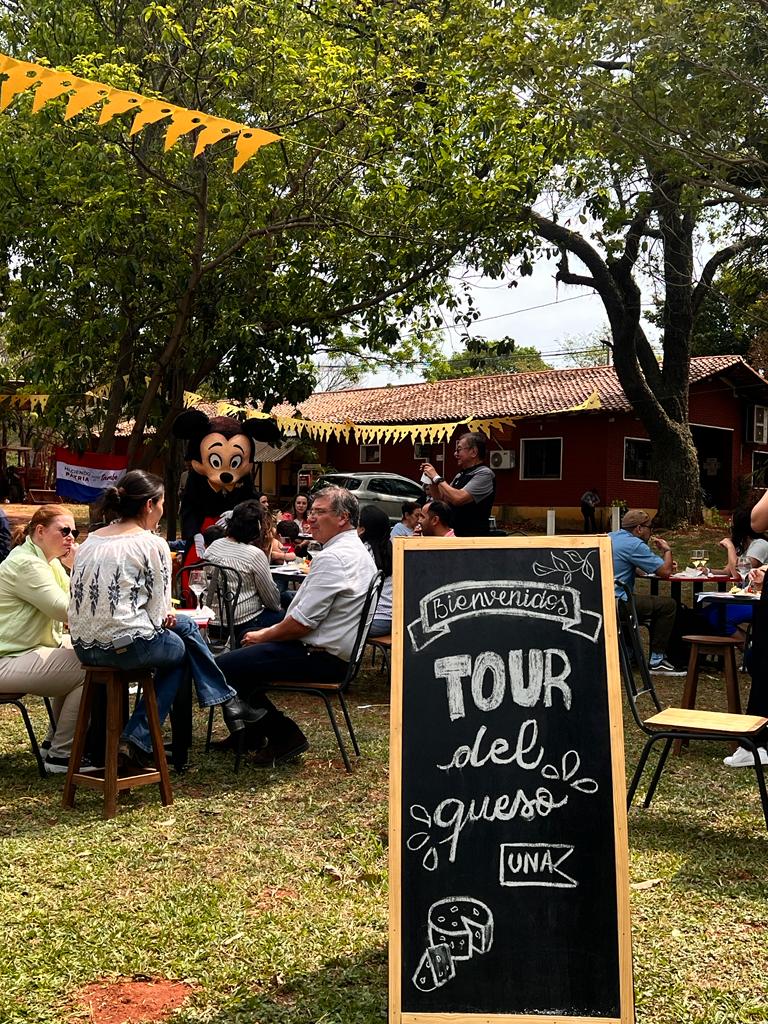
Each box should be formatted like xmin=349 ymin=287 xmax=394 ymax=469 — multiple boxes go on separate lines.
xmin=0 ymin=505 xmax=87 ymax=774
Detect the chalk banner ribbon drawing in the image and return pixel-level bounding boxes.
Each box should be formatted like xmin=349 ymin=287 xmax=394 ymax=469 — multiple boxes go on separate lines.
xmin=407 ymin=579 xmax=604 ymax=651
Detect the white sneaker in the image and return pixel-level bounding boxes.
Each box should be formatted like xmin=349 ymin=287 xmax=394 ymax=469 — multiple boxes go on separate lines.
xmin=650 ymin=659 xmax=686 ymax=676
xmin=723 ymin=746 xmax=768 ymax=768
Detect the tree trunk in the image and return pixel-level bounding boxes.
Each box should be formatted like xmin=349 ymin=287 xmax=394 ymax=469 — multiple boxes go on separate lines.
xmin=653 ymin=420 xmax=703 ymax=527
xmin=96 ymin=320 xmax=136 ymax=454
xmin=525 ymin=205 xmax=704 ymax=529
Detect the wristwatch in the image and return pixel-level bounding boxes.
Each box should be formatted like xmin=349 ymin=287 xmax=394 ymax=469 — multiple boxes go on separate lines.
xmin=431 ymin=475 xmax=444 ymax=485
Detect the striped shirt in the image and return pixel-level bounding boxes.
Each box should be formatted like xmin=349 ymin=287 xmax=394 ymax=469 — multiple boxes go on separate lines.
xmin=204 ymin=538 xmax=281 ymax=625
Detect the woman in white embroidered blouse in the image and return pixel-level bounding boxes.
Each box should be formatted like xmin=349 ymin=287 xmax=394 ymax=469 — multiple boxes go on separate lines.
xmin=68 ymin=470 xmax=265 ymax=771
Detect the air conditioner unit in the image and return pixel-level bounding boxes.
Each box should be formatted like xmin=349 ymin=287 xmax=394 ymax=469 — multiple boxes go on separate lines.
xmin=490 ymin=449 xmax=515 ymax=470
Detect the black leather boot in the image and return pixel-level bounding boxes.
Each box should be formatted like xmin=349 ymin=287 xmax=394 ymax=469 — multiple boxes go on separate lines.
xmin=220 ymin=696 xmax=268 ymax=733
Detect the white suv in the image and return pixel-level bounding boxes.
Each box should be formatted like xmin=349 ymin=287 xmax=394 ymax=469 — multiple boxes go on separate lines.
xmin=311 ymin=472 xmax=426 ymax=522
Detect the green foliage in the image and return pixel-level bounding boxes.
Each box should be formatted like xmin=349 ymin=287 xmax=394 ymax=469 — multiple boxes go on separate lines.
xmin=423 ymin=337 xmax=551 ymax=380
xmin=1 ymin=0 xmax=767 ymax=503
xmin=0 ymin=0 xmax=543 ymax=454
xmin=692 ymin=260 xmax=768 ymax=368
xmin=462 ymin=0 xmax=768 ymax=525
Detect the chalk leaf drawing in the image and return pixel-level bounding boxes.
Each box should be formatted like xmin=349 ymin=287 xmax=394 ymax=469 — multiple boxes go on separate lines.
xmin=540 ymin=750 xmax=598 ymax=794
xmin=533 ymin=549 xmax=595 ymax=585
xmin=407 ymin=804 xmax=439 ymax=871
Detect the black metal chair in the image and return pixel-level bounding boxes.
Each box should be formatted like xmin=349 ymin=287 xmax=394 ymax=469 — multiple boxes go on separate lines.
xmin=0 ymin=694 xmax=56 ymax=778
xmin=186 ymin=561 xmax=245 ymax=654
xmin=260 ymin=570 xmax=385 ymax=772
xmin=366 ymin=633 xmax=392 ymax=674
xmin=617 ymin=585 xmax=768 ymax=830
xmin=177 ymin=560 xmax=244 ymax=654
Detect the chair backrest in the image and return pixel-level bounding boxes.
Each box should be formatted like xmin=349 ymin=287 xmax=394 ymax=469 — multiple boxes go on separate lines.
xmin=616 ymin=584 xmax=663 ymax=730
xmin=342 ymin=570 xmax=385 ymax=689
xmin=179 ymin=560 xmax=243 ymax=653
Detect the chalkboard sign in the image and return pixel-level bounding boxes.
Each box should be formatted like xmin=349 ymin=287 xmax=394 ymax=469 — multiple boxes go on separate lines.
xmin=389 ymin=537 xmax=633 ymax=1024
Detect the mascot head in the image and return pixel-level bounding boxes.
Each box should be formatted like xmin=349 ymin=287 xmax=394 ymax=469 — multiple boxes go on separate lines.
xmin=173 ymin=409 xmax=282 ymax=494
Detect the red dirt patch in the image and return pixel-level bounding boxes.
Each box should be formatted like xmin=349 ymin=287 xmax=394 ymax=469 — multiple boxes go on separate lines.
xmin=73 ymin=977 xmax=193 ymax=1024
xmin=250 ymin=885 xmax=299 ymax=911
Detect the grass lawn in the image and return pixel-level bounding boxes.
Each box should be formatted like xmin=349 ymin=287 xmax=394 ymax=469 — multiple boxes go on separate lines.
xmin=0 ymin=517 xmax=765 ymax=1022
xmin=1 ymin=664 xmax=767 ymax=1023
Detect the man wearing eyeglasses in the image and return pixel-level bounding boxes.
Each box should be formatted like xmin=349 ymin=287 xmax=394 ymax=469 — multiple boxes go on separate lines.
xmin=216 ymin=486 xmax=376 ymax=766
xmin=420 ymin=431 xmax=496 ymax=537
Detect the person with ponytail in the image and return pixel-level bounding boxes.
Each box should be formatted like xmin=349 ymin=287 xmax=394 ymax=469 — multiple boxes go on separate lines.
xmin=68 ymin=470 xmax=265 ymax=771
xmin=0 ymin=505 xmax=89 ymax=773
xmin=357 ymin=504 xmax=393 ymax=638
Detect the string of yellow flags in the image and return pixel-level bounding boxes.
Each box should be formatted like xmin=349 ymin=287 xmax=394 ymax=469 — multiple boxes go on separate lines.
xmin=0 ymin=54 xmax=280 ymax=172
xmin=183 ymin=390 xmax=601 ymax=443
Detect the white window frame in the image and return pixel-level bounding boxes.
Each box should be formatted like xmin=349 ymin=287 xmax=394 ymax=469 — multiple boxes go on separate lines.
xmin=359 ymin=443 xmax=381 ymax=465
xmin=623 ymin=436 xmax=657 ymax=483
xmin=519 ymin=436 xmax=562 ymax=481
xmin=754 ymin=406 xmax=768 ymax=445
xmin=752 ymin=451 xmax=768 ymax=477
xmin=413 ymin=442 xmax=444 ymax=462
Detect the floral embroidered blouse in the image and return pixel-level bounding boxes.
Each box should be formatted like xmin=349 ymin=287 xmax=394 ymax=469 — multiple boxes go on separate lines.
xmin=68 ymin=531 xmax=171 ymax=649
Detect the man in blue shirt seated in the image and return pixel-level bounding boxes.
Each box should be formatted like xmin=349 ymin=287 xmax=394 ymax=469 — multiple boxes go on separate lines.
xmin=610 ymin=508 xmax=683 ymax=675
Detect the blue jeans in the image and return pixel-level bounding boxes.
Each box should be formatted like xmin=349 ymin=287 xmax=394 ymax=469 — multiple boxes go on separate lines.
xmin=74 ymin=617 xmax=235 ymax=754
xmin=216 ymin=641 xmax=346 ymax=739
xmin=234 ymin=608 xmax=285 ymax=646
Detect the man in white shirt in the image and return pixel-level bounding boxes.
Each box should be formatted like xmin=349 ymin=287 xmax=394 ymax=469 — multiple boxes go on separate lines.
xmin=217 ymin=486 xmax=376 ymax=766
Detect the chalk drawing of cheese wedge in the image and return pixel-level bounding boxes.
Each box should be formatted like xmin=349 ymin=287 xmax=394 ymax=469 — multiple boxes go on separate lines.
xmin=412 ymin=942 xmax=456 ymax=992
xmin=427 ymin=897 xmax=494 ymax=961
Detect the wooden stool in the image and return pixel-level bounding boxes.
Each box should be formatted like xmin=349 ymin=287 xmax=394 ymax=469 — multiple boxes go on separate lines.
xmin=674 ymin=634 xmax=743 ymax=755
xmin=62 ymin=667 xmax=173 ymax=819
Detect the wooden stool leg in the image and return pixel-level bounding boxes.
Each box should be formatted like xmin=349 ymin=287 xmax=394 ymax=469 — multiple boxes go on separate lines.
xmin=143 ymin=678 xmax=173 ymax=807
xmin=723 ymin=648 xmax=742 ymax=716
xmin=62 ymin=674 xmax=95 ymax=809
xmin=103 ymin=677 xmax=123 ymax=820
xmin=674 ymin=643 xmax=701 ymax=755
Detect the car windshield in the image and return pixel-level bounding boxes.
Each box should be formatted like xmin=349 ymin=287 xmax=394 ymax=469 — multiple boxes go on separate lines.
xmin=391 ymin=481 xmax=425 ymax=500
xmin=314 ymin=475 xmax=360 ymax=491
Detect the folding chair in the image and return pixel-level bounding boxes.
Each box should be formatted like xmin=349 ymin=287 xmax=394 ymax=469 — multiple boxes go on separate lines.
xmin=0 ymin=694 xmax=56 ymax=779
xmin=367 ymin=634 xmax=392 ymax=674
xmin=616 ymin=586 xmax=768 ymax=830
xmin=261 ymin=570 xmax=385 ymax=773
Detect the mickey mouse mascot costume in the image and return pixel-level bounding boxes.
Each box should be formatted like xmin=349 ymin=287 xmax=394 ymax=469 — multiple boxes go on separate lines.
xmin=173 ymin=408 xmax=282 ymax=544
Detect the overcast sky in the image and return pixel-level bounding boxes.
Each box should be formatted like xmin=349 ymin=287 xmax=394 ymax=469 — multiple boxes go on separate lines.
xmin=365 ymin=252 xmax=656 ymax=387
xmin=361 ymin=220 xmax=708 ymax=388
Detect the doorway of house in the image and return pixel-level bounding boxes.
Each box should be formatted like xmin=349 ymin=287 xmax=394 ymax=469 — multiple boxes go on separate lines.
xmin=691 ymin=425 xmax=733 ymax=508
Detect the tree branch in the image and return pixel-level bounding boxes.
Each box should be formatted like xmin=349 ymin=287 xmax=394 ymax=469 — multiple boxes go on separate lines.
xmin=692 ymin=234 xmax=768 ymax=315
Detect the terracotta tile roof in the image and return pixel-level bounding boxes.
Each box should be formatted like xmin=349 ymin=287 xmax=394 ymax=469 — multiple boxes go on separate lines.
xmin=273 ymin=355 xmax=762 ymax=424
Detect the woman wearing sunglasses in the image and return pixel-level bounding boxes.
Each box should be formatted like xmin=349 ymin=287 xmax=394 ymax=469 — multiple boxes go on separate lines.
xmin=0 ymin=505 xmax=89 ymax=774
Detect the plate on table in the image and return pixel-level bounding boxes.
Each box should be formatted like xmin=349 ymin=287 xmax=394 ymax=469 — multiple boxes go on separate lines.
xmin=176 ymin=607 xmax=215 ymax=622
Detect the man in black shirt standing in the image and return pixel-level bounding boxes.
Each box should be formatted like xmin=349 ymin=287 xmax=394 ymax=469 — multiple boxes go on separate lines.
xmin=420 ymin=432 xmax=496 ymax=536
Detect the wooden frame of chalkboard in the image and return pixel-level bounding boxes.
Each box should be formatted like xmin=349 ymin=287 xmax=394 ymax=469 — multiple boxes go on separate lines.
xmin=389 ymin=536 xmax=633 ymax=1024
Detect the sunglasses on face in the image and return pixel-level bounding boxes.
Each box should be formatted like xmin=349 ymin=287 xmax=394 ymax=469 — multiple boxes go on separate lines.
xmin=58 ymin=526 xmax=79 ymax=539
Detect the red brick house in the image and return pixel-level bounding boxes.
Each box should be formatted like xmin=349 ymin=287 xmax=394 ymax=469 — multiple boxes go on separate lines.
xmin=281 ymin=355 xmax=768 ymax=527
